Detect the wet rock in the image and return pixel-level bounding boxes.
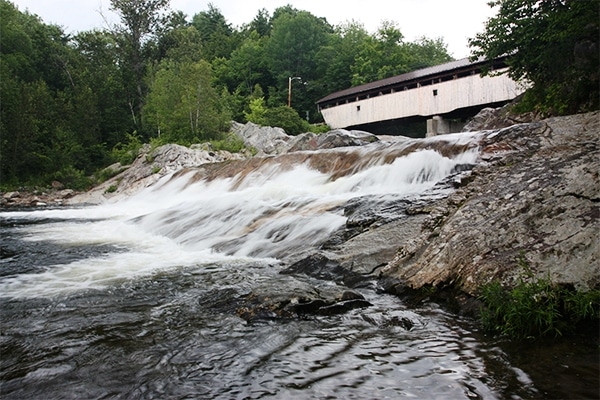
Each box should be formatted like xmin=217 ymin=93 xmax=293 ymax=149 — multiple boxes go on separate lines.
xmin=278 ymin=111 xmax=599 ymax=303
xmin=233 ymin=274 xmax=372 ymax=322
xmin=0 ymin=189 xmax=82 ymax=209
xmin=3 ymin=192 xmax=20 ymax=200
xmin=319 ymin=129 xmax=379 ymax=148
xmin=67 ymin=143 xmax=248 ymax=205
xmin=462 ymin=101 xmax=538 ymax=132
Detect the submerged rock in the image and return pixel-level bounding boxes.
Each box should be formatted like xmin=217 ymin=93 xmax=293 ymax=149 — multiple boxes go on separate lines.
xmin=232 ymin=273 xmax=372 ymax=322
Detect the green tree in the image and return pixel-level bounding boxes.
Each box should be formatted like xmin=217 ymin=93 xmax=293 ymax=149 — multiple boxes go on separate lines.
xmin=265 ymin=9 xmax=332 ymax=120
xmin=73 ymin=30 xmax=133 ymax=147
xmin=109 ymin=0 xmax=171 ymax=130
xmin=469 ymin=0 xmax=599 ymax=115
xmin=191 ymin=3 xmax=240 ymax=61
xmin=0 ymin=1 xmax=106 ymax=187
xmin=215 ymin=31 xmax=271 ymax=97
xmin=143 ymin=59 xmax=231 ymax=144
xmin=348 ymin=21 xmax=453 ymax=87
xmin=263 ymin=106 xmax=309 ymax=135
xmin=245 ymin=8 xmax=272 ymax=37
xmin=315 ymin=21 xmax=371 ymax=95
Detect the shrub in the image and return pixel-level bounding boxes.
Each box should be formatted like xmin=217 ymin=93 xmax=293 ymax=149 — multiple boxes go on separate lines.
xmin=210 ymin=133 xmax=248 ymax=153
xmin=111 ymin=132 xmax=143 ymax=165
xmin=263 ymin=106 xmax=311 ymax=135
xmin=479 ymin=255 xmax=600 ymax=339
xmin=53 ymin=166 xmax=92 ymax=191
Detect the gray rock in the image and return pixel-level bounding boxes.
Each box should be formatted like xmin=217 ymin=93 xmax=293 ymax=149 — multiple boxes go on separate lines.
xmin=231 ymin=122 xmax=379 ymax=155
xmin=383 ymin=111 xmax=600 ymax=294
xmin=231 ymin=122 xmax=292 ymax=156
xmin=67 ymin=143 xmax=247 ymax=204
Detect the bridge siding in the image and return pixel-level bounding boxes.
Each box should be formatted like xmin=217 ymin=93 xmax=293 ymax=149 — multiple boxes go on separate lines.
xmin=320 ymin=70 xmax=524 ymax=130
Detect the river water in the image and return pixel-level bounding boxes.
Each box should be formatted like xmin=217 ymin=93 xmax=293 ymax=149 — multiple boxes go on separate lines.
xmin=1 ymin=133 xmax=598 ymax=399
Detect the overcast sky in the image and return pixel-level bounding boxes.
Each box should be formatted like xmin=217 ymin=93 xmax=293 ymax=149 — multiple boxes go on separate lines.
xmin=10 ymin=0 xmax=497 ymax=59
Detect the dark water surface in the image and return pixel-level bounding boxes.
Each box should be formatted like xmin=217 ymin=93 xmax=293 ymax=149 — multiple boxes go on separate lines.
xmin=1 ymin=214 xmax=598 ymax=400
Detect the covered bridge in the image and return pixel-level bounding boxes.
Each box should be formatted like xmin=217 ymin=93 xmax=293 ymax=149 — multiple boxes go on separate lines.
xmin=316 ymin=57 xmax=525 ymax=137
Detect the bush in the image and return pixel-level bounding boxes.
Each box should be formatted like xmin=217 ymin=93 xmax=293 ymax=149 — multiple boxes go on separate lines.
xmin=263 ymin=106 xmax=311 ymax=135
xmin=479 ymin=255 xmax=600 ymax=339
xmin=111 ymin=132 xmax=143 ymax=165
xmin=210 ymin=133 xmax=248 ymax=153
xmin=53 ymin=166 xmax=92 ymax=191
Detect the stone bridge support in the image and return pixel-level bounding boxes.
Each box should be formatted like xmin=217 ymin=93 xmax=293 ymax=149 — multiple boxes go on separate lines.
xmin=426 ymin=115 xmax=449 ymax=137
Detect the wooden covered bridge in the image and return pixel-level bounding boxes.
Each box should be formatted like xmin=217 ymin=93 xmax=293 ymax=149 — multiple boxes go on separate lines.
xmin=316 ymin=57 xmax=525 ymax=137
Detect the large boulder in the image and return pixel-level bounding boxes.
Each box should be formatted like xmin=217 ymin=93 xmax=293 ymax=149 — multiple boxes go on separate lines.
xmin=68 ymin=143 xmax=247 ymax=205
xmin=231 ymin=122 xmax=379 ymax=155
xmin=382 ymin=111 xmax=600 ymax=295
xmin=231 ymin=122 xmax=292 ymax=156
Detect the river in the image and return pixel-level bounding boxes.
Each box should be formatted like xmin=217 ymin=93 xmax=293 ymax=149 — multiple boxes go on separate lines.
xmin=1 ymin=133 xmax=597 ymax=399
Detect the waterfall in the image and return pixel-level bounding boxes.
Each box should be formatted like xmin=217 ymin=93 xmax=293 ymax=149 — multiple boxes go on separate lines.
xmin=0 ymin=132 xmax=482 ymax=298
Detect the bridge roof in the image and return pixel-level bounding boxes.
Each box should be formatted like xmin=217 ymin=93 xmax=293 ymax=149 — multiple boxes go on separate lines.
xmin=316 ymin=57 xmax=500 ymax=105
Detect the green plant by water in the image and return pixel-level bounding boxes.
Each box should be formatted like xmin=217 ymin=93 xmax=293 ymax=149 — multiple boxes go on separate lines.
xmin=479 ymin=254 xmax=600 ymax=339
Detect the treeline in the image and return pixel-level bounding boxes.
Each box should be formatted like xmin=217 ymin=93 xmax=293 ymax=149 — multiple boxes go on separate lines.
xmin=0 ymin=0 xmax=452 ymax=189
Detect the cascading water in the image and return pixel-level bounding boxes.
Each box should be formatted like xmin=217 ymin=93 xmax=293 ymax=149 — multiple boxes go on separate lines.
xmin=0 ymin=132 xmax=595 ymax=399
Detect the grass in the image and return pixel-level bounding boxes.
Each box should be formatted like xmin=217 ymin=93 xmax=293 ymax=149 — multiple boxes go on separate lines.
xmin=478 ymin=254 xmax=600 ymax=339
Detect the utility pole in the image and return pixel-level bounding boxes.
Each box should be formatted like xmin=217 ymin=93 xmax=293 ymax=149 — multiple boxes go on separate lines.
xmin=288 ymin=76 xmax=302 ymax=107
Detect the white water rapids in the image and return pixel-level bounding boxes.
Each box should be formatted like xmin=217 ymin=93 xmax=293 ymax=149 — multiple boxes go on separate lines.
xmin=0 ymin=133 xmax=481 ymax=298
xmin=2 ymin=131 xmax=596 ymax=400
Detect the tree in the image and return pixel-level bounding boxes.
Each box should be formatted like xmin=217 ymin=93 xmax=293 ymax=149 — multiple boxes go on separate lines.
xmin=73 ymin=30 xmax=132 ymax=147
xmin=266 ymin=9 xmax=332 ymax=120
xmin=143 ymin=59 xmax=231 ymax=144
xmin=215 ymin=31 xmax=271 ymax=97
xmin=315 ymin=21 xmax=371 ymax=96
xmin=245 ymin=8 xmax=271 ymax=37
xmin=349 ymin=20 xmax=452 ymax=86
xmin=109 ymin=0 xmax=170 ymax=130
xmin=469 ymin=0 xmax=599 ymax=115
xmin=191 ymin=3 xmax=239 ymax=61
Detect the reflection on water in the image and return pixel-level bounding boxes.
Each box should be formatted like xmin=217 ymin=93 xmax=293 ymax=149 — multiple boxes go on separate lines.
xmin=0 ymin=263 xmax=522 ymax=400
xmin=1 ymin=252 xmax=597 ymax=400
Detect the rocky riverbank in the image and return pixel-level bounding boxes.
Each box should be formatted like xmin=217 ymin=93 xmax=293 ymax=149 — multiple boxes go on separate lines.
xmin=2 ymin=110 xmax=597 ymax=317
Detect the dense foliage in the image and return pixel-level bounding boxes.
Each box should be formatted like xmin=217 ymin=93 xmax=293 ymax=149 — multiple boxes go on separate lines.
xmin=0 ymin=0 xmax=453 ymax=189
xmin=469 ymin=0 xmax=599 ymax=116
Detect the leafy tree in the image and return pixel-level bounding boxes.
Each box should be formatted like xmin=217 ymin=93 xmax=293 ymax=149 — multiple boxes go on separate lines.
xmin=143 ymin=59 xmax=231 ymax=144
xmin=1 ymin=1 xmax=106 ymax=186
xmin=244 ymin=96 xmax=268 ymax=125
xmin=73 ymin=30 xmax=135 ymax=147
xmin=404 ymin=36 xmax=453 ymax=71
xmin=191 ymin=3 xmax=240 ymax=61
xmin=215 ymin=31 xmax=271 ymax=97
xmin=263 ymin=106 xmax=309 ymax=135
xmin=349 ymin=20 xmax=452 ymax=86
xmin=315 ymin=21 xmax=371 ymax=95
xmin=469 ymin=0 xmax=599 ymax=115
xmin=109 ymin=0 xmax=171 ymax=130
xmin=245 ymin=8 xmax=272 ymax=37
xmin=266 ymin=9 xmax=332 ymax=120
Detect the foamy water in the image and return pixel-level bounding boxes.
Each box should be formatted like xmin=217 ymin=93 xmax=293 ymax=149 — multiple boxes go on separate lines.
xmin=0 ymin=135 xmax=480 ymax=298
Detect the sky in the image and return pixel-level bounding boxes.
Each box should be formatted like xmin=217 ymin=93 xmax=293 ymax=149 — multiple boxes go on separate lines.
xmin=10 ymin=0 xmax=497 ymax=59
